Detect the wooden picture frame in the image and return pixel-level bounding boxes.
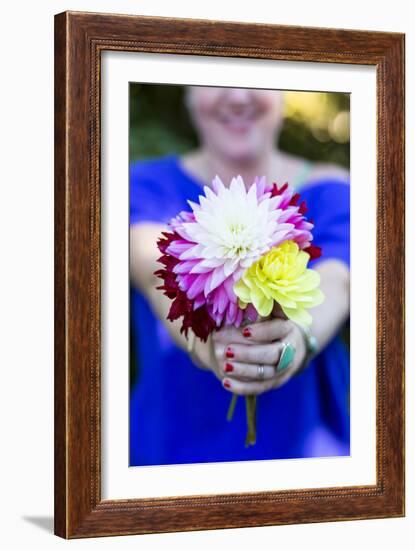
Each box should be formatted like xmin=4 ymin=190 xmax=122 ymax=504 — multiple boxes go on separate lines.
xmin=54 ymin=11 xmax=405 ymax=538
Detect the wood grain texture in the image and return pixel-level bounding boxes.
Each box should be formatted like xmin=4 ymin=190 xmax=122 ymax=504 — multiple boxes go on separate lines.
xmin=54 ymin=10 xmax=405 ymax=539
xmin=54 ymin=11 xmax=68 ymax=538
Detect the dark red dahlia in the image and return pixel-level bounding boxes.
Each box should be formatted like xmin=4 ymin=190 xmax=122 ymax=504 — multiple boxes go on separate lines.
xmin=303 ymin=243 xmax=322 ymax=261
xmin=155 ymin=231 xmax=216 ymax=342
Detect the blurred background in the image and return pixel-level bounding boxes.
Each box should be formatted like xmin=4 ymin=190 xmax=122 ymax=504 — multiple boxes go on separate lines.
xmin=129 ymin=84 xmax=350 ymax=166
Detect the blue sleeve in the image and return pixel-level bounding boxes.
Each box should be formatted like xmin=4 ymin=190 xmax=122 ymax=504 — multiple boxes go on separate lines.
xmin=301 ymin=180 xmax=350 ymax=268
xmin=130 ymin=158 xmax=187 ymax=225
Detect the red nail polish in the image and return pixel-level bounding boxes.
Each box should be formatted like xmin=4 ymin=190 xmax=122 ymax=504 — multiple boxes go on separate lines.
xmin=243 ymin=327 xmax=252 ymax=337
xmin=225 ymin=363 xmax=234 ymax=373
xmin=226 ymin=348 xmax=234 ymax=358
xmin=223 ymin=380 xmax=231 ymax=389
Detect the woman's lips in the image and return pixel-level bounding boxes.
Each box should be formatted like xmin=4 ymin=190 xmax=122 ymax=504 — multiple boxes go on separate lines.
xmin=219 ymin=116 xmax=255 ymax=133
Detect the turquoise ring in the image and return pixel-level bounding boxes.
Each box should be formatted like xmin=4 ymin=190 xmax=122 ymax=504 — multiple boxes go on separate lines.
xmin=276 ymin=343 xmax=296 ymax=373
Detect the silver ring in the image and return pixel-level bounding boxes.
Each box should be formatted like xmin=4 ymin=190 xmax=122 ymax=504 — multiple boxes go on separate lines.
xmin=258 ymin=364 xmax=265 ymax=381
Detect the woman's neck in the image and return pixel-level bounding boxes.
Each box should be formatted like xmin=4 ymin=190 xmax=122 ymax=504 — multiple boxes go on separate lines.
xmin=180 ymin=148 xmax=281 ymax=188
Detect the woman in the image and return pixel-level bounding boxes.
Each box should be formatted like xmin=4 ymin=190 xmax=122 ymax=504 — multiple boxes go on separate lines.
xmin=129 ymin=87 xmax=350 ymax=465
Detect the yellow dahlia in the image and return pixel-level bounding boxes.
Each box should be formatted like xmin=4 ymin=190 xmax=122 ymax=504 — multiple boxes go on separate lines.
xmin=234 ymin=241 xmax=324 ymax=326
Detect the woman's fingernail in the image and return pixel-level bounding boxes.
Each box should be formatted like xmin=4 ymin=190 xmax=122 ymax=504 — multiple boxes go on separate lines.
xmin=242 ymin=327 xmax=252 ymax=338
xmin=225 ymin=362 xmax=234 ymax=373
xmin=226 ymin=348 xmax=234 ymax=358
xmin=223 ymin=379 xmax=231 ymax=389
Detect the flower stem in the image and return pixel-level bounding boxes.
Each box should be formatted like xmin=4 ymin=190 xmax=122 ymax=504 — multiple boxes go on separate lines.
xmin=245 ymin=395 xmax=257 ymax=446
xmin=226 ymin=394 xmax=238 ymax=421
xmin=226 ymin=394 xmax=257 ymax=446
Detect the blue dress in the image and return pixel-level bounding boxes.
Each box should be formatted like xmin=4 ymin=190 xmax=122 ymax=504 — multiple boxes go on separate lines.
xmin=129 ymin=155 xmax=350 ymax=466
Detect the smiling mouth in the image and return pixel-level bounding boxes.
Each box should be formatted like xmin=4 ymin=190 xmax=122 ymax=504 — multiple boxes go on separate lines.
xmin=218 ymin=110 xmax=259 ymax=132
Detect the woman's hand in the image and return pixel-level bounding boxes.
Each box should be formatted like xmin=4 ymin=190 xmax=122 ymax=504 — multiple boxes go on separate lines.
xmin=193 ymin=318 xmax=307 ymax=396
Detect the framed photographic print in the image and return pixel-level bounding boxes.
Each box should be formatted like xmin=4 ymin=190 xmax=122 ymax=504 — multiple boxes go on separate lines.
xmin=54 ymin=11 xmax=405 ymax=538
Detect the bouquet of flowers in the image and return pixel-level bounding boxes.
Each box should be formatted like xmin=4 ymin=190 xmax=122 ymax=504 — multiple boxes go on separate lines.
xmin=155 ymin=175 xmax=324 ymax=445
